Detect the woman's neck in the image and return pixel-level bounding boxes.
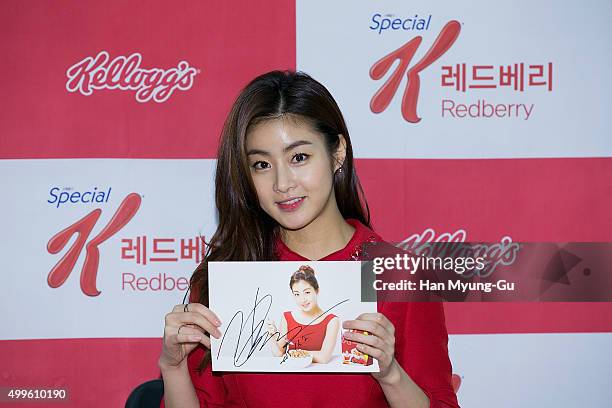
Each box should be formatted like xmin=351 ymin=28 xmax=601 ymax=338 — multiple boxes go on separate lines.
xmin=280 ymin=208 xmax=355 ymax=261
xmin=299 ymin=305 xmax=324 ymax=320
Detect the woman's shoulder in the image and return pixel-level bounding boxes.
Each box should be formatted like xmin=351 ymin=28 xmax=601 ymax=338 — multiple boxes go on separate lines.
xmin=322 ymin=314 xmax=339 ymax=328
xmin=345 ymin=218 xmax=387 ymax=261
xmin=346 ymin=218 xmax=384 ymax=243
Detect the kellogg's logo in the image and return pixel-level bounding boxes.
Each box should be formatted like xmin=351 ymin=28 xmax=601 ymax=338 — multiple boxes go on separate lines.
xmin=66 ymin=51 xmax=197 ymax=103
xmin=398 ymin=227 xmax=520 ymax=278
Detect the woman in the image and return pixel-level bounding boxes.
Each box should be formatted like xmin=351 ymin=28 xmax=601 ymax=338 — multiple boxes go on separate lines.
xmin=266 ymin=265 xmax=339 ymax=364
xmin=159 ymin=70 xmax=460 ymax=408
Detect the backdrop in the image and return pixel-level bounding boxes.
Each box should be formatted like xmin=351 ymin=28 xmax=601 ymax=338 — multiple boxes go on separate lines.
xmin=1 ymin=0 xmax=611 ymax=406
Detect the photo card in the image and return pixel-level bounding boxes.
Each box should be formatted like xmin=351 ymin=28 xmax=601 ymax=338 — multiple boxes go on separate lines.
xmin=208 ymin=261 xmax=379 ymax=373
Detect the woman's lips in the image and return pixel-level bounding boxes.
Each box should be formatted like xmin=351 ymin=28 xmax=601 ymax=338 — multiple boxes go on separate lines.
xmin=276 ymin=196 xmax=305 ymax=212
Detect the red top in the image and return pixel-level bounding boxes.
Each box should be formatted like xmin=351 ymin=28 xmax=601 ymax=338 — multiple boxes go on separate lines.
xmin=283 ymin=311 xmax=337 ymax=351
xmin=161 ymin=218 xmax=460 ymax=408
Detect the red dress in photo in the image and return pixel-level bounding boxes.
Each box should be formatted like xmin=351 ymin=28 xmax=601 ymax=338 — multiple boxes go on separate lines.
xmin=283 ymin=311 xmax=337 ymax=351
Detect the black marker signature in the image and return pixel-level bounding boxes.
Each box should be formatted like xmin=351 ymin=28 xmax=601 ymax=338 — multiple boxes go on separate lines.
xmin=216 ymin=287 xmax=348 ymax=367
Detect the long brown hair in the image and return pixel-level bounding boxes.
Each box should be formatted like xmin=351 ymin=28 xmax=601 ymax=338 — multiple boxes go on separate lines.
xmin=190 ymin=70 xmax=371 ymax=370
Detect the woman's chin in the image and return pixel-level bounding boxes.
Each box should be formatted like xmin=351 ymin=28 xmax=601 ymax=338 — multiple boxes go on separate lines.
xmin=274 ymin=213 xmax=311 ymax=231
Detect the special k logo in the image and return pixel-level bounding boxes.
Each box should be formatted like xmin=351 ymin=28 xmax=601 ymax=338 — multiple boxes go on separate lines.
xmin=66 ymin=51 xmax=198 ymax=103
xmin=452 ymin=373 xmax=462 ymax=393
xmin=47 ymin=193 xmax=141 ymax=296
xmin=370 ymin=20 xmax=461 ymax=123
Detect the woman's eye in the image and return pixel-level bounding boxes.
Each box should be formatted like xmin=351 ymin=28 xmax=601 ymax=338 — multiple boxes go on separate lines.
xmin=252 ymin=161 xmax=270 ymax=170
xmin=292 ymin=153 xmax=310 ymax=163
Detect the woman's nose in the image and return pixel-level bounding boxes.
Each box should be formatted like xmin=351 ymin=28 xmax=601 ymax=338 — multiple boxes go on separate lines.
xmin=273 ymin=163 xmax=296 ymax=193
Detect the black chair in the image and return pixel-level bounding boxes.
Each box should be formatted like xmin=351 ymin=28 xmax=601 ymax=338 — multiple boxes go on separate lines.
xmin=125 ymin=379 xmax=164 ymax=408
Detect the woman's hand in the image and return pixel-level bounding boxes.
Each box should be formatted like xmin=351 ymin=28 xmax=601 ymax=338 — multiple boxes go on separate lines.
xmin=266 ymin=320 xmax=279 ymax=336
xmin=342 ymin=312 xmax=399 ymax=384
xmin=158 ymin=303 xmax=223 ymax=371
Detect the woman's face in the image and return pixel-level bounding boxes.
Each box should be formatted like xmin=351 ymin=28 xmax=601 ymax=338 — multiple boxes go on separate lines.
xmin=290 ymin=280 xmax=318 ymax=312
xmin=245 ymin=117 xmax=342 ymax=231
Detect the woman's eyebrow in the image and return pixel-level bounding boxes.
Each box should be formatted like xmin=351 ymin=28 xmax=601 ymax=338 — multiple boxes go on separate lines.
xmin=246 ymin=148 xmax=268 ymax=157
xmin=247 ymin=140 xmax=313 ymax=156
xmin=283 ymin=140 xmax=313 ymax=152
xmin=292 ymin=289 xmax=311 ymax=294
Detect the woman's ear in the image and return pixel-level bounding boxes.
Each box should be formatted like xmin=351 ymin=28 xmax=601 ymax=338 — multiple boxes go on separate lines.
xmin=333 ymin=134 xmax=347 ymax=172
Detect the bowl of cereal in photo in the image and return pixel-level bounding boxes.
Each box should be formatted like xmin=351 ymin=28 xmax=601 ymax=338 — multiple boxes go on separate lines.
xmin=284 ymin=349 xmax=313 ymax=368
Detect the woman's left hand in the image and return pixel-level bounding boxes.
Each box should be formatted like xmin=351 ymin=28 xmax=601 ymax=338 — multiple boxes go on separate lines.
xmin=342 ymin=313 xmax=399 ymax=384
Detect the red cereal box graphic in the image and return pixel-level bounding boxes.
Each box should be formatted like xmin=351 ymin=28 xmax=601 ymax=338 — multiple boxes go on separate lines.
xmin=342 ymin=329 xmax=373 ymax=366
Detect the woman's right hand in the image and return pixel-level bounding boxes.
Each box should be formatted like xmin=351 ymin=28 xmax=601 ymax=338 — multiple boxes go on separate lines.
xmin=159 ymin=303 xmax=223 ymax=370
xmin=266 ymin=320 xmax=278 ymax=336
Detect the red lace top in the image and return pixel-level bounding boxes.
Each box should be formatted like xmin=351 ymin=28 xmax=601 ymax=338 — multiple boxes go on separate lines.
xmin=161 ymin=218 xmax=460 ymax=408
xmin=283 ymin=311 xmax=337 ymax=351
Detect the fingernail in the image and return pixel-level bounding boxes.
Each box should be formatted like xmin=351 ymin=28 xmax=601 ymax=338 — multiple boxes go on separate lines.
xmin=190 ymin=335 xmax=202 ymax=341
